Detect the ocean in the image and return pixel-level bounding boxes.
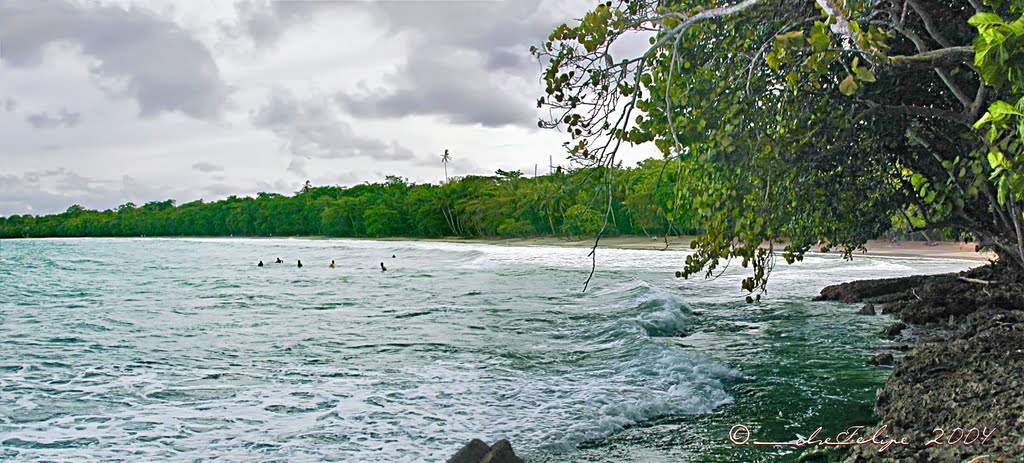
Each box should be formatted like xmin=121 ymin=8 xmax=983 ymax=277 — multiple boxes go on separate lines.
xmin=0 ymin=238 xmax=974 ymax=462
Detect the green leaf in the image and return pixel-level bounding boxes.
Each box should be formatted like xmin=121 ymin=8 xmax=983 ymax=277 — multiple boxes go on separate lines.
xmin=910 ymin=173 xmax=927 ymax=189
xmin=988 ymin=150 xmax=1008 ymax=169
xmin=854 ymin=66 xmax=876 ymax=82
xmin=969 ymin=12 xmax=1005 ymax=28
xmin=839 ymin=75 xmax=858 ymax=95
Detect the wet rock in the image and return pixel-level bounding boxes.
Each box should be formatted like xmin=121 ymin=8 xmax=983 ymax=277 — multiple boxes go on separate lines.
xmin=867 ymin=352 xmax=894 ymax=366
xmin=856 ymin=303 xmax=876 ymax=315
xmin=481 ymin=440 xmax=524 ymax=463
xmin=446 ymin=439 xmax=524 ymax=463
xmin=840 ymin=263 xmax=1024 ymax=463
xmin=814 ymin=274 xmax=940 ymax=303
xmin=446 ymin=439 xmax=491 ymax=463
xmin=885 ymin=322 xmax=907 ymax=337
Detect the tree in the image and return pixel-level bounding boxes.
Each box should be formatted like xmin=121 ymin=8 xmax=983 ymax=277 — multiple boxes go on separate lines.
xmin=441 ymin=149 xmax=452 ymax=183
xmin=535 ymin=0 xmax=1024 ymax=297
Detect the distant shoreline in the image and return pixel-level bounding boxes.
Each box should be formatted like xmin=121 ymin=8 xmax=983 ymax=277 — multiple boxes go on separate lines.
xmin=368 ymin=235 xmax=995 ymax=262
xmin=2 ymin=234 xmax=995 ymax=262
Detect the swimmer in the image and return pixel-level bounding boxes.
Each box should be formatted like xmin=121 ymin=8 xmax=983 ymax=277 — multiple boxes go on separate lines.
xmin=275 ymin=257 xmax=283 ymax=264
xmin=297 ymin=260 xmax=303 ymax=268
xmin=392 ymin=254 xmax=396 ymax=258
xmin=258 ymin=260 xmax=264 ymax=267
xmin=380 ymin=262 xmax=387 ymax=272
xmin=329 ymin=260 xmax=336 ymax=268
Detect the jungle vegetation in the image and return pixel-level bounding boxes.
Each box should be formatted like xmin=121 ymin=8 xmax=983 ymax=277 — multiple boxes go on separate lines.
xmin=0 ymin=160 xmax=697 ymax=241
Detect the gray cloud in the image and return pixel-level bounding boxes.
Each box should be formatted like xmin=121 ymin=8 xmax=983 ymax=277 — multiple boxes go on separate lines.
xmin=0 ymin=1 xmax=229 ymax=119
xmin=192 ymin=161 xmax=224 ymax=173
xmin=252 ymin=87 xmax=416 ymax=175
xmin=335 ymin=47 xmax=534 ymax=127
xmin=2 ymin=97 xmax=16 ymax=112
xmin=223 ymin=0 xmax=334 ymax=47
xmin=229 ymin=0 xmax=556 ymax=128
xmin=0 ymin=169 xmax=117 ymax=216
xmin=26 ymin=108 xmax=81 ymax=129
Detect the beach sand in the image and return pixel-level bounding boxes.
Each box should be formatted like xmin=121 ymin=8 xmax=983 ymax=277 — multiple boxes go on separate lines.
xmin=379 ymin=235 xmax=996 ymax=262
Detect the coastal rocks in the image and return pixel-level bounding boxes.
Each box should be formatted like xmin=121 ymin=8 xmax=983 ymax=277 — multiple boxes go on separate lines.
xmin=446 ymin=439 xmax=525 ymax=463
xmin=813 ymin=274 xmax=936 ymax=303
xmin=866 ymin=352 xmax=893 ymax=366
xmin=820 ymin=263 xmax=1024 ymax=463
xmin=856 ymin=303 xmax=876 ymax=315
xmin=885 ymin=322 xmax=906 ymax=337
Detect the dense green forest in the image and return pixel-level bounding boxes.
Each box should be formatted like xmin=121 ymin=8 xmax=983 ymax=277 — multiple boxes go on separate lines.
xmin=0 ymin=159 xmax=698 ymax=240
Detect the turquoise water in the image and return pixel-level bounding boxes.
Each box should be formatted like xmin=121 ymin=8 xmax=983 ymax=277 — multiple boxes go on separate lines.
xmin=0 ymin=238 xmax=973 ymax=462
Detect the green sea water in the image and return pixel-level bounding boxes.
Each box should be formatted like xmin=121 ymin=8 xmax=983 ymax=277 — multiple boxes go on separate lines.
xmin=0 ymin=238 xmax=974 ymax=462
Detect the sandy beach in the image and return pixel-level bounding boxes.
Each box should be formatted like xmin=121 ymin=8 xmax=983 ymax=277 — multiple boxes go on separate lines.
xmin=376 ymin=235 xmax=996 ymax=262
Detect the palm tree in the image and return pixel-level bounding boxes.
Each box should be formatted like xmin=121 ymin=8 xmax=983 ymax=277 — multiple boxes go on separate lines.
xmin=441 ymin=149 xmax=451 ymax=183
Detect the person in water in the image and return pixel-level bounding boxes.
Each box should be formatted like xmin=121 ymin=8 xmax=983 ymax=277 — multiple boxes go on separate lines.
xmin=297 ymin=260 xmax=303 ymax=268
xmin=392 ymin=255 xmax=396 ymax=258
xmin=329 ymin=260 xmax=336 ymax=268
xmin=275 ymin=257 xmax=283 ymax=264
xmin=380 ymin=262 xmax=387 ymax=272
xmin=258 ymin=260 xmax=264 ymax=267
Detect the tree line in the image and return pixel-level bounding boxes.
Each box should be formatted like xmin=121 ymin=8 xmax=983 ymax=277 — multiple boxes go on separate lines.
xmin=0 ymin=159 xmax=699 ymax=240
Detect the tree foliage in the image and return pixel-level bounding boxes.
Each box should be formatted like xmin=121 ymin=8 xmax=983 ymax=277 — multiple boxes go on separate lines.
xmin=536 ymin=0 xmax=1024 ymax=297
xmin=0 ymin=161 xmax=697 ymax=241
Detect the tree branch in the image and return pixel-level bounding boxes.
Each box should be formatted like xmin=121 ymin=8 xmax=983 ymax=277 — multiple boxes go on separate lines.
xmin=888 ymin=46 xmax=975 ymax=70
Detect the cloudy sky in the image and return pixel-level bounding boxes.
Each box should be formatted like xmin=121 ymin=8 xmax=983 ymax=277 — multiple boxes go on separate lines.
xmin=0 ymin=0 xmax=658 ymax=217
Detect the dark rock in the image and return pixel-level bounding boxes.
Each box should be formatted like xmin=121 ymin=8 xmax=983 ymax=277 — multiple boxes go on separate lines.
xmin=446 ymin=439 xmax=490 ymax=463
xmin=480 ymin=439 xmax=524 ymax=463
xmin=814 ymin=274 xmax=941 ymax=303
xmin=842 ymin=262 xmax=1024 ymax=462
xmin=446 ymin=439 xmax=524 ymax=463
xmin=867 ymin=352 xmax=894 ymax=366
xmin=885 ymin=322 xmax=907 ymax=337
xmin=856 ymin=303 xmax=876 ymax=315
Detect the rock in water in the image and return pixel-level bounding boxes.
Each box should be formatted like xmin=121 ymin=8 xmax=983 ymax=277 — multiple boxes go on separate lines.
xmin=867 ymin=352 xmax=894 ymax=366
xmin=446 ymin=439 xmax=490 ymax=463
xmin=481 ymin=440 xmax=524 ymax=463
xmin=856 ymin=303 xmax=876 ymax=315
xmin=446 ymin=439 xmax=524 ymax=463
xmin=885 ymin=321 xmax=907 ymax=337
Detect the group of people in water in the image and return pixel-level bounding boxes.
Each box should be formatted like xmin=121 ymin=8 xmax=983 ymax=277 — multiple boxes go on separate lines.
xmin=256 ymin=255 xmax=393 ymax=271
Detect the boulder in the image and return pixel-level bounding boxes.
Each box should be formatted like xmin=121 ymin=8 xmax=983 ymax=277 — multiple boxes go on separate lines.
xmin=867 ymin=352 xmax=895 ymax=366
xmin=446 ymin=439 xmax=524 ymax=463
xmin=481 ymin=440 xmax=525 ymax=463
xmin=856 ymin=303 xmax=876 ymax=315
xmin=885 ymin=322 xmax=907 ymax=337
xmin=446 ymin=439 xmax=491 ymax=463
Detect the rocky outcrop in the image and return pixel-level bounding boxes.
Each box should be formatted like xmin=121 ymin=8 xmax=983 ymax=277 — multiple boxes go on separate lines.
xmin=446 ymin=439 xmax=525 ymax=463
xmin=856 ymin=303 xmax=876 ymax=315
xmin=866 ymin=352 xmax=893 ymax=366
xmin=816 ymin=263 xmax=1024 ymax=462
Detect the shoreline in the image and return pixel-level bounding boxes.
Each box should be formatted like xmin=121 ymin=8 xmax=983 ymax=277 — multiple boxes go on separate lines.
xmin=815 ymin=266 xmax=1022 ymax=462
xmin=370 ymin=235 xmax=995 ymax=262
xmin=3 ymin=234 xmax=996 ymax=262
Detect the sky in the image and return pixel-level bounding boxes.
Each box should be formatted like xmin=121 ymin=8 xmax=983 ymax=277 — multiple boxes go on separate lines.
xmin=0 ymin=0 xmax=658 ymax=217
